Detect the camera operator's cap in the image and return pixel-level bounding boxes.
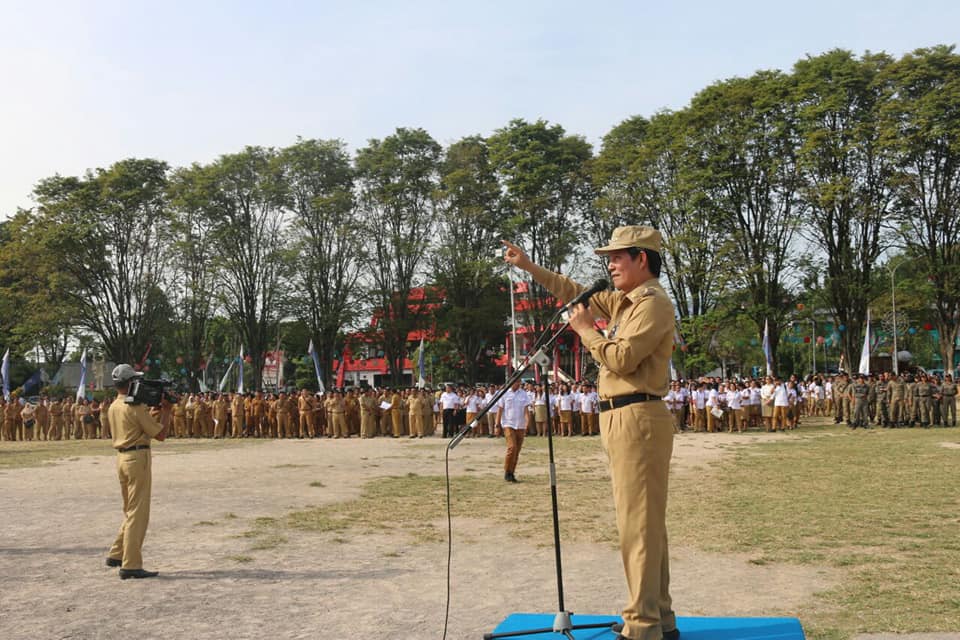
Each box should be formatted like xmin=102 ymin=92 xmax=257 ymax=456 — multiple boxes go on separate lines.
xmin=594 ymin=225 xmax=661 ymax=255
xmin=111 ymin=363 xmax=143 ymax=383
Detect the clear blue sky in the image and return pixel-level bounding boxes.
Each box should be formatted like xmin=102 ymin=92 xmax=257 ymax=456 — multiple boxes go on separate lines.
xmin=1 ymin=0 xmax=957 ymax=217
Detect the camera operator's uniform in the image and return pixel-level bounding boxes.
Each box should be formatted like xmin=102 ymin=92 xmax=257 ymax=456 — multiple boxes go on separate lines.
xmin=107 ymin=369 xmax=165 ymax=576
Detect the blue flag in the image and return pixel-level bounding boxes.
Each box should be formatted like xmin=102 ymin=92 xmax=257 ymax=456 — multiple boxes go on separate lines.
xmin=22 ymin=370 xmax=44 ymax=396
xmin=76 ymin=349 xmax=88 ymax=402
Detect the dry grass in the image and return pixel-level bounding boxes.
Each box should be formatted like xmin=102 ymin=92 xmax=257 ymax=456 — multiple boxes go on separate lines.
xmin=0 ymin=437 xmax=263 ymax=469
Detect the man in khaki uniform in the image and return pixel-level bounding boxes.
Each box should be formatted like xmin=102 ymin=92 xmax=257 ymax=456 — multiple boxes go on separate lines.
xmin=329 ymin=390 xmax=348 ymax=438
xmin=390 ymin=388 xmax=404 ymax=437
xmin=48 ymin=398 xmax=63 ymax=440
xmin=504 ymin=225 xmax=679 ymax=640
xmin=213 ymin=394 xmax=229 ymax=438
xmin=359 ymin=388 xmax=378 ymax=438
xmin=106 ymin=364 xmax=168 ymax=579
xmin=888 ymin=374 xmax=905 ymax=427
xmin=275 ymin=392 xmax=292 ymax=438
xmin=173 ymin=396 xmax=187 ymax=438
xmin=915 ymin=375 xmax=935 ymax=427
xmin=941 ymin=374 xmax=957 ymax=427
xmin=407 ymin=389 xmax=424 ymax=438
xmin=99 ymin=397 xmax=113 ymax=439
xmin=230 ymin=393 xmax=245 ymax=438
xmin=297 ymin=389 xmax=314 ymax=438
xmin=35 ymin=397 xmax=50 ymax=441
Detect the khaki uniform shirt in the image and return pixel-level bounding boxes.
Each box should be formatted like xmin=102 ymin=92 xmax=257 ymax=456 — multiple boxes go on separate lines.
xmin=109 ymin=397 xmax=163 ymax=450
xmin=528 ymin=264 xmax=675 ymax=398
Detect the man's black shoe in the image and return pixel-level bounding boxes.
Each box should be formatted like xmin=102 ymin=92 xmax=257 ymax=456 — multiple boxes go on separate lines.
xmin=105 ymin=557 xmax=122 ymax=568
xmin=610 ymin=622 xmax=680 ymax=640
xmin=504 ymin=472 xmax=518 ymax=483
xmin=119 ymin=568 xmax=159 ymax=580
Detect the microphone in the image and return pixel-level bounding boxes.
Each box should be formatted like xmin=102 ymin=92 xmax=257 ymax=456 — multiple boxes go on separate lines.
xmin=564 ymin=279 xmax=609 ymax=309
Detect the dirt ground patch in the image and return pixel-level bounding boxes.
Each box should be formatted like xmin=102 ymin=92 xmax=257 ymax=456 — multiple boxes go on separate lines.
xmin=0 ymin=433 xmax=834 ymax=639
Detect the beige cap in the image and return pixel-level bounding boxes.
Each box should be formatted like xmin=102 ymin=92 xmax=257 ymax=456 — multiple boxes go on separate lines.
xmin=594 ymin=225 xmax=662 ymax=255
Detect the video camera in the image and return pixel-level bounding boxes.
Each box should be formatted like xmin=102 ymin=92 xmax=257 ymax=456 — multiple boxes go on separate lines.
xmin=125 ymin=378 xmax=178 ymax=407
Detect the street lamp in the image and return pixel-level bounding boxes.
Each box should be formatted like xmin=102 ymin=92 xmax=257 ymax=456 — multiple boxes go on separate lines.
xmin=810 ymin=318 xmax=816 ymax=375
xmin=890 ymin=261 xmax=905 ymax=375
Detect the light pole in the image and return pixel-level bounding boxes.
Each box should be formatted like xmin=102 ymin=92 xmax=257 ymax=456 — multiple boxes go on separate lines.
xmin=890 ymin=262 xmax=904 ymax=375
xmin=810 ymin=318 xmax=816 ymax=375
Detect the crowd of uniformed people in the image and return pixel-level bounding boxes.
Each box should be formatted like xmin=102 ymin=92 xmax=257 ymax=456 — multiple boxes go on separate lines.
xmin=1 ymin=370 xmax=956 ymax=443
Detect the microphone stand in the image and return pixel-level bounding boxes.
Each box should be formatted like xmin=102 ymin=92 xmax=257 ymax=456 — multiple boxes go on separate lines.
xmin=448 ymin=310 xmax=619 ymax=640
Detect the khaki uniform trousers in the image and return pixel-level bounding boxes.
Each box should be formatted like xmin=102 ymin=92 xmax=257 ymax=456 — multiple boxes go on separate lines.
xmin=942 ymin=396 xmax=957 ymax=426
xmin=299 ymin=413 xmax=313 ymax=437
xmin=600 ymin=401 xmax=675 ymax=640
xmin=331 ymin=412 xmax=348 ymax=438
xmin=108 ymin=449 xmax=152 ymax=570
xmin=391 ymin=411 xmax=403 ymax=437
xmin=276 ymin=412 xmax=292 ymax=438
xmin=360 ymin=412 xmax=376 ymax=438
xmin=889 ymin=397 xmax=903 ymax=424
xmin=918 ymin=396 xmax=934 ymax=425
xmin=693 ymin=408 xmax=706 ymax=432
xmin=49 ymin=416 xmax=63 ymax=440
xmin=772 ymin=406 xmax=788 ymax=430
xmin=503 ymin=427 xmax=525 ymax=473
xmin=409 ymin=412 xmax=423 ymax=437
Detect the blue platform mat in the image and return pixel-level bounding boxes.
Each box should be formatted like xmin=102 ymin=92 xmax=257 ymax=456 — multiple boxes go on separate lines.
xmin=488 ymin=613 xmax=805 ymax=639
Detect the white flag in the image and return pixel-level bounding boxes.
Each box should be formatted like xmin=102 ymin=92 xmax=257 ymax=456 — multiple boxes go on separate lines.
xmin=1 ymin=349 xmax=9 ymax=401
xmin=858 ymin=310 xmax=872 ymax=375
xmin=237 ymin=346 xmax=245 ymax=394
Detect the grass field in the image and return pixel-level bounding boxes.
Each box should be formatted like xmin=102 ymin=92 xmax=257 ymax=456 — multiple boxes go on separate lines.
xmin=5 ymin=421 xmax=959 ymax=639
xmin=242 ymin=421 xmax=960 ymax=639
xmin=0 ymin=436 xmax=262 ymax=469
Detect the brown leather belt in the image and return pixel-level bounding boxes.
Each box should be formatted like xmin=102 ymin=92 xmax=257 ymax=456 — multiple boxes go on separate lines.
xmin=117 ymin=445 xmax=150 ymax=453
xmin=599 ymin=393 xmax=662 ymax=413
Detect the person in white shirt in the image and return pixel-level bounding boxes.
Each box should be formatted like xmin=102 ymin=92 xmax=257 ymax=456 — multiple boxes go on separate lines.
xmin=570 ymin=383 xmax=582 ymax=434
xmin=439 ymin=384 xmax=461 ymax=438
xmin=690 ymin=383 xmax=707 ymax=432
xmin=579 ymin=383 xmax=598 ymax=435
xmin=705 ymin=384 xmax=721 ymax=433
xmin=558 ymin=384 xmax=574 ymax=436
xmin=533 ymin=387 xmax=548 ymax=436
xmin=483 ymin=385 xmax=500 ymax=437
xmin=665 ymin=382 xmax=684 ymax=433
xmin=772 ymin=378 xmax=790 ymax=431
xmin=723 ymin=382 xmax=739 ymax=432
xmin=760 ymin=377 xmax=776 ymax=432
xmin=465 ymin=389 xmax=484 ymax=438
xmin=496 ymin=379 xmax=533 ymax=482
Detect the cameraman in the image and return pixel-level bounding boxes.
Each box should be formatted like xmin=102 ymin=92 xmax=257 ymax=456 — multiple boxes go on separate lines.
xmin=105 ymin=364 xmax=168 ymax=579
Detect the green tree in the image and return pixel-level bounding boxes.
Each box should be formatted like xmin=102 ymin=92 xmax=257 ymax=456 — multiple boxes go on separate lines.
xmin=685 ymin=71 xmax=804 ymax=372
xmin=201 ymin=146 xmax=293 ymax=390
xmin=276 ymin=138 xmax=362 ymax=390
xmin=793 ymin=49 xmax=896 ymax=368
xmin=881 ymin=45 xmax=960 ymax=373
xmin=595 ymin=111 xmax=735 ymax=318
xmin=0 ymin=211 xmax=75 ymax=367
xmin=33 ymin=158 xmax=172 ymax=364
xmin=355 ymin=128 xmax=441 ymax=386
xmin=488 ymin=119 xmax=594 ymax=337
xmin=167 ymin=164 xmax=221 ymax=391
xmin=432 ymin=135 xmax=511 ymax=384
